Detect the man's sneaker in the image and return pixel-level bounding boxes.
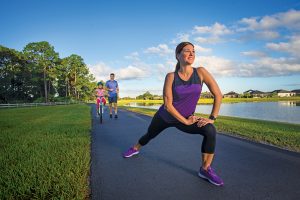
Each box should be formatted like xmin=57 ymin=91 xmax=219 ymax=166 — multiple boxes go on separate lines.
xmin=198 ymin=166 xmax=224 ymax=186
xmin=123 ymin=147 xmax=139 ymax=158
xmin=115 ymin=114 xmax=118 ymax=119
xmin=110 ymin=114 xmax=112 ymax=118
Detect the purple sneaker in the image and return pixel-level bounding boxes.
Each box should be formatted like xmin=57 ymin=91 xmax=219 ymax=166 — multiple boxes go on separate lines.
xmin=123 ymin=147 xmax=139 ymax=158
xmin=198 ymin=166 xmax=224 ymax=186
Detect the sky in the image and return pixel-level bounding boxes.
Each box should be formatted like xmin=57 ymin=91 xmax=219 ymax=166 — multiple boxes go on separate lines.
xmin=1 ymin=0 xmax=300 ymax=97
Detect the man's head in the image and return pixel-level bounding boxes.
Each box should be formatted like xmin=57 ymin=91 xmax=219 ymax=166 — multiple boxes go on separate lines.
xmin=110 ymin=73 xmax=115 ymax=80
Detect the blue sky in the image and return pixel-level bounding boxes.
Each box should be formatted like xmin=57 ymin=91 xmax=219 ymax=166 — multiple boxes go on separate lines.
xmin=1 ymin=0 xmax=300 ymax=97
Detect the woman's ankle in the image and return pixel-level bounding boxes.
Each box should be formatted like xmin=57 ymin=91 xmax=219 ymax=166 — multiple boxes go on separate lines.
xmin=201 ymin=165 xmax=210 ymax=171
xmin=133 ymin=144 xmax=141 ymax=151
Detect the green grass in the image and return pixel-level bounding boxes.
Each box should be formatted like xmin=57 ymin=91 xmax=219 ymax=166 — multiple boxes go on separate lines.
xmin=0 ymin=104 xmax=91 ymax=199
xmin=120 ymin=106 xmax=300 ymax=152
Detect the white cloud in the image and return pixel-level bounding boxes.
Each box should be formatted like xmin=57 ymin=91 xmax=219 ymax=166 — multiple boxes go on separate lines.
xmin=88 ymin=62 xmax=149 ymax=81
xmin=238 ymin=17 xmax=259 ymax=31
xmin=195 ymin=56 xmax=236 ymax=77
xmin=278 ymin=9 xmax=300 ymax=29
xmin=260 ymin=15 xmax=280 ymax=29
xmin=171 ymin=33 xmax=190 ymax=44
xmin=239 ymin=56 xmax=300 ymax=77
xmin=193 ymin=22 xmax=232 ymax=35
xmin=194 ymin=55 xmax=300 ymax=77
xmin=131 ymin=52 xmax=139 ymax=56
xmin=194 ymin=36 xmax=222 ymax=44
xmin=124 ymin=52 xmax=140 ymax=61
xmin=266 ymin=42 xmax=289 ymax=51
xmin=241 ymin=51 xmax=267 ymax=58
xmin=144 ymin=44 xmax=173 ymax=56
xmin=194 ymin=44 xmax=212 ymax=53
xmin=88 ymin=62 xmax=112 ymax=82
xmin=118 ymin=65 xmax=148 ymax=80
xmin=239 ymin=9 xmax=300 ymax=31
xmin=194 ymin=36 xmax=208 ymax=43
xmin=266 ymin=35 xmax=300 ymax=57
xmin=155 ymin=61 xmax=177 ymax=81
xmin=249 ymin=57 xmax=300 ymax=76
xmin=191 ymin=23 xmax=232 ymax=44
xmin=256 ymin=31 xmax=280 ymax=40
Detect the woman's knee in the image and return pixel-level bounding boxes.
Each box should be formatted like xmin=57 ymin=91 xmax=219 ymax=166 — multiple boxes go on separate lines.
xmin=203 ymin=123 xmax=217 ymax=139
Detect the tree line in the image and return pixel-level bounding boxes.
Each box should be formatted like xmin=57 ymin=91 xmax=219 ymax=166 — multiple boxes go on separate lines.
xmin=135 ymin=91 xmax=163 ymax=100
xmin=0 ymin=41 xmax=96 ymax=103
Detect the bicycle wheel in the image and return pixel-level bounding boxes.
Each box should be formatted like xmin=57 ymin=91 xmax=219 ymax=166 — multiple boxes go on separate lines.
xmin=100 ymin=105 xmax=103 ymax=124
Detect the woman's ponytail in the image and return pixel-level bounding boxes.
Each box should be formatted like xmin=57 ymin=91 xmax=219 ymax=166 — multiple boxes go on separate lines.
xmin=175 ymin=61 xmax=180 ymax=72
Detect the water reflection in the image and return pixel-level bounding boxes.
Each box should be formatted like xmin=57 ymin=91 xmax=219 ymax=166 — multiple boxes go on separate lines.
xmin=126 ymin=101 xmax=300 ymax=124
xmin=278 ymin=101 xmax=300 ymax=106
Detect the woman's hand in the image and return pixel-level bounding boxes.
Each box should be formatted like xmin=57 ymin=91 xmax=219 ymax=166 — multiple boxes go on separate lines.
xmin=197 ymin=117 xmax=214 ymax=127
xmin=185 ymin=115 xmax=200 ymax=125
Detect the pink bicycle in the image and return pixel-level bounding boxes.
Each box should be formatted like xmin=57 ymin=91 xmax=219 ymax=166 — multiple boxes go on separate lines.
xmin=97 ymin=96 xmax=106 ymax=124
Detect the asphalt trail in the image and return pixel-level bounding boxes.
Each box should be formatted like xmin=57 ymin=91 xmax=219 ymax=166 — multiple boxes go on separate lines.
xmin=90 ymin=105 xmax=300 ymax=200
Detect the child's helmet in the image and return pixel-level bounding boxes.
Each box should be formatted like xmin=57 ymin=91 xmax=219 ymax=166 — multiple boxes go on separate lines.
xmin=97 ymin=82 xmax=103 ymax=86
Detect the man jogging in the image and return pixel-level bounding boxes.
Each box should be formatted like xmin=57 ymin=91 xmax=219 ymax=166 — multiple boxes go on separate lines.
xmin=106 ymin=73 xmax=119 ymax=119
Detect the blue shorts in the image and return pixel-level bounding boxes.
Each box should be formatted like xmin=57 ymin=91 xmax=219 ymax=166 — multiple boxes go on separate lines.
xmin=108 ymin=95 xmax=118 ymax=103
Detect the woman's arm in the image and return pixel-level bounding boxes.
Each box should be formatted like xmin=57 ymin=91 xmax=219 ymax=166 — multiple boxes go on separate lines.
xmin=197 ymin=67 xmax=223 ymax=126
xmin=163 ymin=73 xmax=196 ymax=125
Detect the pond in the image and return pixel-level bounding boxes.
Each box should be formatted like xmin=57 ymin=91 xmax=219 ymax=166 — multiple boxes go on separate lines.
xmin=126 ymin=101 xmax=300 ymax=124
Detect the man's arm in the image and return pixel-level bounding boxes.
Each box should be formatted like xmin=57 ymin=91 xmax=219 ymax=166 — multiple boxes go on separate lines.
xmin=116 ymin=82 xmax=119 ymax=93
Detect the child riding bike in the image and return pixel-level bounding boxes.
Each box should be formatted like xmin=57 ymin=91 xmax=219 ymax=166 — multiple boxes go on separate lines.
xmin=95 ymin=82 xmax=107 ymax=115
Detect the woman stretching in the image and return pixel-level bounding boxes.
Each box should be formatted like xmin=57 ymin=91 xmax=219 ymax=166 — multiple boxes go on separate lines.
xmin=123 ymin=42 xmax=224 ymax=186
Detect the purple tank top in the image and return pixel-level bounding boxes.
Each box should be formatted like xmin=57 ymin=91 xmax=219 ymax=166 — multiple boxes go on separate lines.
xmin=158 ymin=68 xmax=202 ymax=123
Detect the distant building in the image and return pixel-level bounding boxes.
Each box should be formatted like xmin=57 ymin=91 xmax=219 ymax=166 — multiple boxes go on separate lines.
xmin=152 ymin=95 xmax=163 ymax=100
xmin=252 ymin=90 xmax=269 ymax=98
xmin=243 ymin=89 xmax=268 ymax=98
xmin=291 ymin=89 xmax=300 ymax=96
xmin=224 ymin=91 xmax=240 ymax=98
xmin=201 ymin=92 xmax=214 ymax=98
xmin=272 ymin=90 xmax=296 ymax=97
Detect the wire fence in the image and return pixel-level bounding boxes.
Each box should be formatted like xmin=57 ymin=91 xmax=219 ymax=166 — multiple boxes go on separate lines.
xmin=0 ymin=101 xmax=83 ymax=109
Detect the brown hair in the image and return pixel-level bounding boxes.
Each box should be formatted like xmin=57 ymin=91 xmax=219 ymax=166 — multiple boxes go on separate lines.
xmin=175 ymin=42 xmax=194 ymax=72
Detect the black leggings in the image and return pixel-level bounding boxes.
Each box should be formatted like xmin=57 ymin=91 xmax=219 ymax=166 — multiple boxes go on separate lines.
xmin=138 ymin=112 xmax=217 ymax=154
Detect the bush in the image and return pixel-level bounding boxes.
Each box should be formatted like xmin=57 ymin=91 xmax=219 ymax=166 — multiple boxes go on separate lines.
xmin=33 ymin=97 xmax=46 ymax=103
xmin=52 ymin=96 xmax=72 ymax=102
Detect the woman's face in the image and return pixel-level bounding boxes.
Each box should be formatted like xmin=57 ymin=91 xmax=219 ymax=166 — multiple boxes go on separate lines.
xmin=178 ymin=44 xmax=195 ymax=65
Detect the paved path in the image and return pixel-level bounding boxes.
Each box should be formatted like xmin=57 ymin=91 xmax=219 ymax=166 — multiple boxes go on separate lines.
xmin=90 ymin=105 xmax=300 ymax=200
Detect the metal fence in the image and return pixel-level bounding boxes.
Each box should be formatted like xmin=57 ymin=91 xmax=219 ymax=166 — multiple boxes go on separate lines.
xmin=0 ymin=102 xmax=82 ymax=108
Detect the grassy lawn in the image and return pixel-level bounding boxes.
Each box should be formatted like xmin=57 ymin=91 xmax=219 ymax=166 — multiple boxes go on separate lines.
xmin=120 ymin=106 xmax=300 ymax=152
xmin=0 ymin=104 xmax=91 ymax=199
